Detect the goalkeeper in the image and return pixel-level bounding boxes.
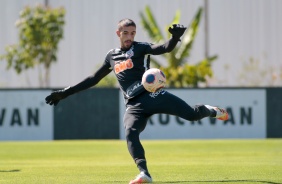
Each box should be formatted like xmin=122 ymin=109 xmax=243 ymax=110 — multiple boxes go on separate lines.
xmin=45 ymin=19 xmax=228 ymax=184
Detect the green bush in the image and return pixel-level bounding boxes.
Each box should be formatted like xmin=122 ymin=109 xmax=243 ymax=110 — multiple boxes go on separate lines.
xmin=0 ymin=5 xmax=65 ymax=87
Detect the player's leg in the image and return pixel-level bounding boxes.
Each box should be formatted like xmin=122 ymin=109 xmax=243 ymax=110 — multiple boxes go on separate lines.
xmin=123 ymin=108 xmax=153 ymax=183
xmin=140 ymin=90 xmax=228 ymax=121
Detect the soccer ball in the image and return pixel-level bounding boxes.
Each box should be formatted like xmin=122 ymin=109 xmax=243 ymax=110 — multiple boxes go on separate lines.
xmin=142 ymin=68 xmax=166 ymax=93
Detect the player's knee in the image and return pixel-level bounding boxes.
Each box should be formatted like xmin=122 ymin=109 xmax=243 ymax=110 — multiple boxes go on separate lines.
xmin=125 ymin=128 xmax=139 ymax=141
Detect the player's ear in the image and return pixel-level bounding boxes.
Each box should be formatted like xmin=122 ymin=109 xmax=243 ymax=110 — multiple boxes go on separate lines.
xmin=116 ymin=30 xmax=121 ymax=37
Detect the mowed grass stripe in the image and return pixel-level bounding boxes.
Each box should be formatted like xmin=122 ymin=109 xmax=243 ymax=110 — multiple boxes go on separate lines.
xmin=0 ymin=139 xmax=281 ymax=184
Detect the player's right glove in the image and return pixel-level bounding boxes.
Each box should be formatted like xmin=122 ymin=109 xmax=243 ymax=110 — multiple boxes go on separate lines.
xmin=45 ymin=86 xmax=74 ymax=106
xmin=168 ymin=24 xmax=187 ymax=41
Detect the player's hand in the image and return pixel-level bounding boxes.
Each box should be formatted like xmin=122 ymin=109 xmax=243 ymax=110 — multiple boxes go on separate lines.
xmin=45 ymin=87 xmax=72 ymax=106
xmin=168 ymin=24 xmax=187 ymax=41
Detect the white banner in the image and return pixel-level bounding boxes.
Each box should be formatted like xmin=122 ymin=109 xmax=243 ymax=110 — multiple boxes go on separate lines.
xmin=0 ymin=90 xmax=53 ymax=140
xmin=119 ymin=89 xmax=266 ymax=139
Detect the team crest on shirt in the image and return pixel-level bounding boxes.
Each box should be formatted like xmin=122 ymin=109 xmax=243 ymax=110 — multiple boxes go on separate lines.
xmin=125 ymin=46 xmax=134 ymax=58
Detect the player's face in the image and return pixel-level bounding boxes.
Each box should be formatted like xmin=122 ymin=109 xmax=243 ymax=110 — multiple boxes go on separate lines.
xmin=116 ymin=26 xmax=136 ymax=50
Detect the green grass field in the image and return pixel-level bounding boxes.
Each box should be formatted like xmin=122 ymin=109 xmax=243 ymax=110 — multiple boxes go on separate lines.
xmin=0 ymin=139 xmax=281 ymax=184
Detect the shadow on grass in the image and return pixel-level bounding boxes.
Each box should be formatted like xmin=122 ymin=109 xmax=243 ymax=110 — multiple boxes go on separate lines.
xmin=156 ymin=180 xmax=282 ymax=184
xmin=0 ymin=169 xmax=21 ymax=172
xmin=112 ymin=180 xmax=282 ymax=184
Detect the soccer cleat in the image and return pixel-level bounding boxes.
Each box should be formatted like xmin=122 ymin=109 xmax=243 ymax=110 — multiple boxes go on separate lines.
xmin=129 ymin=172 xmax=153 ymax=184
xmin=205 ymin=105 xmax=229 ymax=121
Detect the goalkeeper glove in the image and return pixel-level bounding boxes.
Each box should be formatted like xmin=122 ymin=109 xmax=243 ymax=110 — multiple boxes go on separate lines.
xmin=168 ymin=24 xmax=187 ymax=41
xmin=45 ymin=86 xmax=74 ymax=106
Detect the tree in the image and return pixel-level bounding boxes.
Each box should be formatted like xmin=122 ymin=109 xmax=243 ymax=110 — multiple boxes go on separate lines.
xmin=140 ymin=6 xmax=217 ymax=87
xmin=0 ymin=4 xmax=65 ymax=87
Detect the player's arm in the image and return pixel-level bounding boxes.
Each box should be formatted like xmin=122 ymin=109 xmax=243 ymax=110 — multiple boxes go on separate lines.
xmin=45 ymin=61 xmax=112 ymax=106
xmin=147 ymin=24 xmax=186 ymax=55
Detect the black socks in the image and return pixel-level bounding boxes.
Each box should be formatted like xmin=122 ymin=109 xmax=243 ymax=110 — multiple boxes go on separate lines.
xmin=209 ymin=108 xmax=217 ymax=117
xmin=137 ymin=160 xmax=151 ymax=178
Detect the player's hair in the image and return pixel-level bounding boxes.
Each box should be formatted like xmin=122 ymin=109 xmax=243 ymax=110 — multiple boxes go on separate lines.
xmin=117 ymin=19 xmax=136 ymax=31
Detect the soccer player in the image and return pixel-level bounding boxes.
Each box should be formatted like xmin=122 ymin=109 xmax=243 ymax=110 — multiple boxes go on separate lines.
xmin=45 ymin=18 xmax=229 ymax=184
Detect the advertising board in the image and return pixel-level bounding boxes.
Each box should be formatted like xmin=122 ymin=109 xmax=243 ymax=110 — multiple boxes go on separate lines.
xmin=0 ymin=90 xmax=53 ymax=140
xmin=119 ymin=89 xmax=266 ymax=139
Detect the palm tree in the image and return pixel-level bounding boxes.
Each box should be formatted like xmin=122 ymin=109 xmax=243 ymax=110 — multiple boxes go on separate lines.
xmin=140 ymin=6 xmax=217 ymax=87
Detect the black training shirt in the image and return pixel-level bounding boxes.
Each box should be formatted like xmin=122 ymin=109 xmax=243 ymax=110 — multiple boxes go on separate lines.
xmin=69 ymin=38 xmax=179 ymax=104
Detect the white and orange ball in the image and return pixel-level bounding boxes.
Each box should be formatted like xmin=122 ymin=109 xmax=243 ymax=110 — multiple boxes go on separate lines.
xmin=142 ymin=68 xmax=166 ymax=93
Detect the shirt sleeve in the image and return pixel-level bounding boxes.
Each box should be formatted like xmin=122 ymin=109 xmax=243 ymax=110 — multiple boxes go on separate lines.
xmin=69 ymin=59 xmax=112 ymax=94
xmin=145 ymin=37 xmax=179 ymax=55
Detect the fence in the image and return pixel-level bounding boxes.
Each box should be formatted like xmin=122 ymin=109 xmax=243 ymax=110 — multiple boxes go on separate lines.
xmin=0 ymin=88 xmax=281 ymax=140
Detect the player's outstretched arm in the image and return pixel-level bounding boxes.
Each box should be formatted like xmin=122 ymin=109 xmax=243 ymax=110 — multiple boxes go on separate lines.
xmin=148 ymin=24 xmax=187 ymax=55
xmin=45 ymin=63 xmax=112 ymax=106
xmin=168 ymin=24 xmax=187 ymax=41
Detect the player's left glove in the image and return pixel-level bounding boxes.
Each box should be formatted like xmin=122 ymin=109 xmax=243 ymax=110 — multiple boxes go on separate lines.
xmin=168 ymin=24 xmax=187 ymax=41
xmin=45 ymin=86 xmax=74 ymax=106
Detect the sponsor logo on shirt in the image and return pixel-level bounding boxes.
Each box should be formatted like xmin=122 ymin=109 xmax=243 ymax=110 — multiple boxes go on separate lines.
xmin=149 ymin=89 xmax=166 ymax=98
xmin=113 ymin=45 xmax=135 ymax=74
xmin=126 ymin=81 xmax=143 ymax=98
xmin=114 ymin=59 xmax=134 ymax=74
